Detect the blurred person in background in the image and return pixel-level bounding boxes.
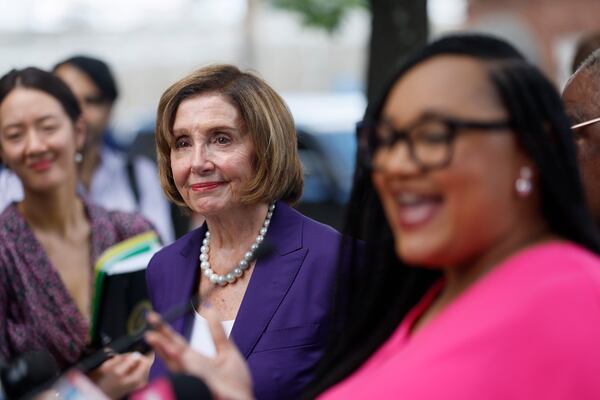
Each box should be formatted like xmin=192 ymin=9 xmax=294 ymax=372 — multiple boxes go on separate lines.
xmin=562 ymin=47 xmax=600 ymax=227
xmin=0 ymin=67 xmax=154 ymax=399
xmin=146 ymin=34 xmax=600 ymax=399
xmin=53 ymin=55 xmax=174 ymax=243
xmin=0 ymin=55 xmax=175 ymax=243
xmin=144 ymin=64 xmax=350 ymax=400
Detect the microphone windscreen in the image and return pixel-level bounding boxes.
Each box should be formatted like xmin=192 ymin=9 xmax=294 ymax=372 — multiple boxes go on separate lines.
xmin=1 ymin=351 xmax=59 ymax=399
xmin=254 ymin=240 xmax=275 ymax=261
xmin=170 ymin=374 xmax=212 ymax=400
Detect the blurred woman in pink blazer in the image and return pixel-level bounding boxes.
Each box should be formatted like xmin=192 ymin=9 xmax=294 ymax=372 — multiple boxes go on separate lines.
xmin=145 ymin=34 xmax=600 ymax=400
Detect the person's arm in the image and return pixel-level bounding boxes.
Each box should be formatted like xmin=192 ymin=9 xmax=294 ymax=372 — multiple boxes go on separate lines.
xmin=144 ymin=309 xmax=254 ymax=400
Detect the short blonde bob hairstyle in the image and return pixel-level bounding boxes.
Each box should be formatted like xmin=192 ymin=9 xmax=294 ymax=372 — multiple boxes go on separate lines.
xmin=155 ymin=64 xmax=303 ymax=210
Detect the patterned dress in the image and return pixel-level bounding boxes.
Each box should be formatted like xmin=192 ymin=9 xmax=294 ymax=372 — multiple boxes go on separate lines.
xmin=0 ymin=199 xmax=154 ymax=368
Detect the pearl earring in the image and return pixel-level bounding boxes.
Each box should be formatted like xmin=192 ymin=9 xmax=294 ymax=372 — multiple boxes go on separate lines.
xmin=75 ymin=152 xmax=83 ymax=163
xmin=515 ymin=166 xmax=533 ymax=197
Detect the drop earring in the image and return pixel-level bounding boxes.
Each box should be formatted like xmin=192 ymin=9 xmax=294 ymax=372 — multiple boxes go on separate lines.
xmin=515 ymin=166 xmax=533 ymax=197
xmin=75 ymin=152 xmax=83 ymax=164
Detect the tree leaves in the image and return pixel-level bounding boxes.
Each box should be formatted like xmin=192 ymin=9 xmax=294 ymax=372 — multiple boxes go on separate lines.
xmin=272 ymin=0 xmax=368 ymax=34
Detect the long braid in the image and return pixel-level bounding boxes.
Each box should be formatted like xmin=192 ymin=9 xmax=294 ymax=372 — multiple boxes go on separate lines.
xmin=489 ymin=62 xmax=600 ymax=253
xmin=305 ymin=35 xmax=528 ymax=399
xmin=305 ymin=180 xmax=439 ymax=398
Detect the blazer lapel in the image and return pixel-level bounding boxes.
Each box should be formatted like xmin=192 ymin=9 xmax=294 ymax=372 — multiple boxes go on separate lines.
xmin=230 ymin=202 xmax=306 ymax=358
xmin=169 ymin=225 xmax=206 ymax=338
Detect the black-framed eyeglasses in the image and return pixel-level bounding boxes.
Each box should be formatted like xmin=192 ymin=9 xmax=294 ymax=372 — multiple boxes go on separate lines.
xmin=363 ymin=113 xmax=512 ymax=170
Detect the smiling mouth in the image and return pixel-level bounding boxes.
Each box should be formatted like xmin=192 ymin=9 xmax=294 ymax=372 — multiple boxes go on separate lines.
xmin=190 ymin=182 xmax=223 ymax=191
xmin=30 ymin=160 xmax=52 ymax=172
xmin=395 ymin=192 xmax=443 ymax=230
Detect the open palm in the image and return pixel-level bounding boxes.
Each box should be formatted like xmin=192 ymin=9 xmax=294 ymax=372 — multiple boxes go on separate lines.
xmin=145 ymin=309 xmax=254 ymax=400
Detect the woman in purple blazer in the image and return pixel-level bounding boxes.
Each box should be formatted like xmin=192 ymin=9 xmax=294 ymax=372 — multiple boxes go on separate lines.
xmin=145 ymin=64 xmax=346 ymax=399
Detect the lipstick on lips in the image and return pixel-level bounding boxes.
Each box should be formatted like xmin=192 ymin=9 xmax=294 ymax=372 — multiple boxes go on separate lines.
xmin=30 ymin=159 xmax=52 ymax=172
xmin=190 ymin=181 xmax=222 ymax=191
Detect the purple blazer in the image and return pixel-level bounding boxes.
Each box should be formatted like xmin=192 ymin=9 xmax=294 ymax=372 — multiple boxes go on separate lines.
xmin=146 ymin=201 xmax=343 ymax=399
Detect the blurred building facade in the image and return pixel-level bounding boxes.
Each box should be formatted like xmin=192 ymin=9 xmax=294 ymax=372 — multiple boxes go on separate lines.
xmin=0 ymin=0 xmax=368 ymax=141
xmin=466 ymin=0 xmax=600 ymax=84
xmin=3 ymin=0 xmax=599 ymax=139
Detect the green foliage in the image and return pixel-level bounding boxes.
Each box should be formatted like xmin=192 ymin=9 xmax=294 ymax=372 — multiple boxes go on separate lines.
xmin=272 ymin=0 xmax=368 ymax=34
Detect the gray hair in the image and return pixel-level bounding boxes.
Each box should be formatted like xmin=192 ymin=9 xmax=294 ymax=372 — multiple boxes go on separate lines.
xmin=575 ymin=47 xmax=600 ymax=75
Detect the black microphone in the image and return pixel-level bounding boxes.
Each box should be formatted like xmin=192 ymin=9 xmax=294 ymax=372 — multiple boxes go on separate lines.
xmin=0 ymin=351 xmax=59 ymax=400
xmin=129 ymin=373 xmax=212 ymax=400
xmin=77 ymin=239 xmax=275 ymax=373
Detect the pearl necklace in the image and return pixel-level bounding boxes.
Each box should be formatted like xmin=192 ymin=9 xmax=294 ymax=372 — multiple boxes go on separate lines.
xmin=199 ymin=203 xmax=275 ymax=286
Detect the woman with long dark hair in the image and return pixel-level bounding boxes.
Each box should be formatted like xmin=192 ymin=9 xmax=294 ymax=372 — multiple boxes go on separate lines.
xmin=144 ymin=34 xmax=600 ymax=399
xmin=0 ymin=67 xmax=155 ymax=398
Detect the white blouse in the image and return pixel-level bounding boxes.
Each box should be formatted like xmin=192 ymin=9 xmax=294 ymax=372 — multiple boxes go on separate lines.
xmin=189 ymin=311 xmax=235 ymax=357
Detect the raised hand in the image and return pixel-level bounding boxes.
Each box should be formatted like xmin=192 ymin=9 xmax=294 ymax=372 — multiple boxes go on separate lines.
xmin=145 ymin=308 xmax=254 ymax=400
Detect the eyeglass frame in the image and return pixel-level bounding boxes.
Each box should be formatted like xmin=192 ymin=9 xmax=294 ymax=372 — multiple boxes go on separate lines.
xmin=571 ymin=116 xmax=600 ymax=130
xmin=362 ymin=113 xmax=512 ymax=171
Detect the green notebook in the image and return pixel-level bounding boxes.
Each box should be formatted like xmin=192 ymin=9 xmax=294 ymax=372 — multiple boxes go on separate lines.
xmin=90 ymin=230 xmax=161 ymax=348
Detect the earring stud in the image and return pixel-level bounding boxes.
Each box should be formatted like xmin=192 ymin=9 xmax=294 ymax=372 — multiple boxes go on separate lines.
xmin=515 ymin=166 xmax=533 ymax=197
